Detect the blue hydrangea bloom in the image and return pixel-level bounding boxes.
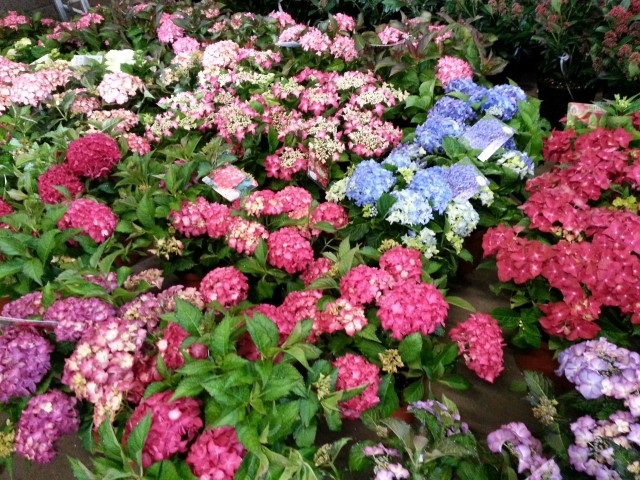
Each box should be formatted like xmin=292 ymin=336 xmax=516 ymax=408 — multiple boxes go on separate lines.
xmin=444 ymin=79 xmax=488 ymax=104
xmin=497 ymin=150 xmax=535 ymax=178
xmin=345 ymin=160 xmax=396 ymax=207
xmin=386 ymin=189 xmax=434 ymax=226
xmin=445 ymin=164 xmax=480 ymax=201
xmin=408 ymin=167 xmax=453 ymax=214
xmin=446 ymin=200 xmax=480 ymax=238
xmin=427 ymin=97 xmax=477 ymax=124
xmin=462 ymin=118 xmax=514 ymax=151
xmin=382 ymin=142 xmax=424 ymax=170
xmin=414 ymin=114 xmax=465 ymax=154
xmin=481 ymin=84 xmax=527 ymax=121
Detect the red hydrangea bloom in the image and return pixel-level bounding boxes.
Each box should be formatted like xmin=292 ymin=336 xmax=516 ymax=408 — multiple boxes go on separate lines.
xmin=187 ymin=427 xmax=245 ymax=480
xmin=38 ymin=164 xmax=84 ymax=204
xmin=539 ymin=301 xmax=602 ymax=341
xmin=449 ymin=313 xmax=505 ymax=383
xmin=482 ymin=224 xmax=520 ymax=257
xmin=58 ymin=198 xmax=117 ymax=243
xmin=46 ymin=297 xmax=116 ymax=342
xmin=495 ymin=236 xmax=551 ymax=285
xmin=199 ymin=266 xmax=249 ymax=308
xmin=125 ymin=391 xmax=203 ymax=468
xmin=267 ymin=227 xmax=314 ymax=274
xmin=333 ymin=353 xmax=381 ymax=419
xmin=300 ymin=257 xmax=334 ymax=287
xmin=309 ymin=202 xmax=349 ymax=236
xmin=377 ymin=282 xmax=449 ymax=340
xmin=65 ymin=133 xmax=121 ymax=179
xmin=14 ymin=390 xmax=79 ymax=463
xmin=541 ymin=129 xmax=576 ymax=164
xmin=339 ymin=265 xmax=393 ymax=305
xmin=379 ymin=246 xmax=422 ymax=285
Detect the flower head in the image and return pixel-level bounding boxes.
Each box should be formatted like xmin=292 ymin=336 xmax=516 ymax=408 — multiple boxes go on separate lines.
xmin=58 ymin=198 xmax=117 ymax=243
xmin=65 ymin=133 xmax=121 ymax=179
xmin=333 ymin=353 xmax=381 ymax=419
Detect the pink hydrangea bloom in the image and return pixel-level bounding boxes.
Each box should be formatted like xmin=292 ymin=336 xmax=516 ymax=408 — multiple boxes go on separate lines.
xmin=379 ymin=246 xmax=423 ymax=285
xmin=340 ymin=265 xmax=393 ymax=305
xmin=202 ymin=40 xmax=240 ymax=69
xmin=278 ymin=25 xmax=306 ymax=43
xmin=14 ymin=391 xmax=79 ymax=463
xmin=74 ymin=13 xmax=103 ymax=29
xmin=435 ymin=56 xmax=473 ymax=87
xmin=157 ymin=13 xmax=185 ymax=44
xmin=38 ymin=164 xmax=84 ymax=204
xmin=264 ymin=146 xmax=308 ymax=180
xmin=205 ymin=203 xmax=232 ymax=239
xmin=97 ymin=72 xmax=144 ymax=105
xmin=172 ymin=36 xmax=200 ymax=55
xmin=119 ymin=293 xmax=162 ymax=331
xmin=333 ymin=353 xmax=381 ymax=419
xmin=299 ymin=27 xmax=332 ymax=55
xmin=88 ymin=108 xmax=139 ymax=133
xmin=279 ymin=290 xmax=323 ymax=337
xmin=300 ymin=257 xmax=334 ymax=287
xmin=1 ymin=11 xmax=29 ymax=30
xmin=9 ymin=69 xmax=76 ymax=107
xmin=377 ymin=282 xmax=449 ymax=340
xmin=1 ymin=292 xmax=45 ymax=319
xmin=125 ymin=391 xmax=202 ymax=468
xmin=58 ymin=198 xmax=117 ymax=243
xmin=315 ymin=298 xmax=367 ymax=337
xmin=330 ymin=35 xmax=358 ymax=62
xmin=187 ymin=427 xmax=245 ymax=479
xmin=123 ymin=133 xmax=152 ymax=156
xmin=157 ymin=285 xmax=206 ymax=312
xmin=65 ymin=132 xmax=121 ymax=179
xmin=449 ymin=312 xmax=505 ymax=383
xmin=199 ymin=266 xmax=249 ymax=308
xmin=170 ymin=197 xmax=213 ymax=238
xmin=267 ymin=227 xmax=314 ymax=274
xmin=276 ymin=186 xmax=313 ymax=219
xmin=157 ymin=322 xmax=190 ymax=370
xmin=83 ymin=272 xmax=118 ymax=293
xmin=268 ymin=11 xmax=296 ymax=27
xmin=310 ymin=202 xmax=349 ymax=236
xmin=377 ymin=26 xmax=408 ymax=45
xmin=46 ymin=297 xmax=116 ymax=342
xmin=226 ymin=217 xmax=269 ymax=255
xmin=333 ymin=13 xmax=356 ymax=32
xmin=123 ymin=268 xmax=164 ymax=291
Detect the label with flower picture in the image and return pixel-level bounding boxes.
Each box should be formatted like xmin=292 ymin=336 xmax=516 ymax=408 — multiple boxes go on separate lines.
xmin=307 ymin=156 xmax=330 ymax=188
xmin=203 ymin=165 xmax=258 ymax=201
xmin=460 ymin=116 xmax=515 ymax=162
xmin=565 ymin=103 xmax=606 ymax=129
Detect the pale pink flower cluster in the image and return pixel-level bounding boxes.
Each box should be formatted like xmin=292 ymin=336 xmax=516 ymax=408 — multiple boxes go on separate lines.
xmin=199 ymin=266 xmax=249 ymax=308
xmin=213 ymin=99 xmax=259 ymax=144
xmin=202 ymin=40 xmax=240 ymax=69
xmin=243 ymin=186 xmax=313 ymax=219
xmin=278 ymin=290 xmax=323 ymax=336
xmin=157 ymin=13 xmax=185 ymax=44
xmin=123 ymin=268 xmax=164 ymax=291
xmin=125 ymin=391 xmax=202 ymax=468
xmin=75 ymin=13 xmax=103 ymax=30
xmin=58 ymin=198 xmax=117 ymax=244
xmin=310 ymin=202 xmax=349 ymax=236
xmin=333 ymin=353 xmax=381 ymax=419
xmin=299 ymin=27 xmax=332 ymax=55
xmin=340 ymin=265 xmax=393 ymax=305
xmin=88 ymin=108 xmax=139 ymax=132
xmin=0 ymin=11 xmax=28 ymax=30
xmin=429 ymin=25 xmax=453 ymax=45
xmin=68 ymin=89 xmax=101 ymax=114
xmin=62 ymin=317 xmax=146 ymax=426
xmin=0 ymin=56 xmax=28 ymax=83
xmin=435 ymin=56 xmax=474 ymax=87
xmin=157 ymin=285 xmax=206 ymax=312
xmin=226 ymin=217 xmax=269 ymax=255
xmin=10 ymin=69 xmax=76 ymax=107
xmin=123 ymin=133 xmax=152 ymax=156
xmin=277 ymin=25 xmax=306 ymax=43
xmin=238 ymin=48 xmax=282 ymax=69
xmin=267 ymin=227 xmax=315 ymax=274
xmin=377 ymin=26 xmax=408 ymax=45
xmin=333 ymin=13 xmax=356 ymax=32
xmin=97 ymin=72 xmax=144 ymax=105
xmin=172 ymin=36 xmax=200 ymax=56
xmin=187 ymin=427 xmax=245 ymax=480
xmin=330 ymin=35 xmax=359 ymax=62
xmin=268 ymin=11 xmax=296 ymax=27
xmin=449 ymin=312 xmax=505 ymax=383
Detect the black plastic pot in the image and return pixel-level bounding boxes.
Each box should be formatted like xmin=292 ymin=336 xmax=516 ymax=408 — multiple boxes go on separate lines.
xmin=537 ymin=77 xmax=598 ymax=129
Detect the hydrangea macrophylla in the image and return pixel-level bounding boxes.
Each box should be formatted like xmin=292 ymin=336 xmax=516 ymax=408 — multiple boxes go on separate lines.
xmin=119 ymin=293 xmax=163 ymax=331
xmin=83 ymin=272 xmax=118 ymax=293
xmin=435 ymin=56 xmax=474 ymax=87
xmin=279 ymin=289 xmax=323 ymax=337
xmin=264 ymin=146 xmax=308 ymax=180
xmin=446 ymin=200 xmax=480 ymax=239
xmin=266 ymin=227 xmax=314 ymax=274
xmin=97 ymin=72 xmax=144 ymax=105
xmin=87 ymin=108 xmax=139 ymax=133
xmin=407 ymin=167 xmax=453 ymax=215
xmin=449 ymin=313 xmax=505 ymax=383
xmin=14 ymin=391 xmax=79 ymax=464
xmin=414 ymin=114 xmax=464 ymax=154
xmin=333 ymin=353 xmax=381 ymax=419
xmin=339 ymin=265 xmax=393 ymax=305
xmin=428 ymin=96 xmax=476 ymax=125
xmin=386 ymin=189 xmax=434 ymax=226
xmin=45 ymin=297 xmax=116 ymax=342
xmin=0 ymin=328 xmax=52 ymax=402
xmin=170 ymin=197 xmax=227 ymax=238
xmin=345 ymin=159 xmax=397 ymax=207
xmin=225 ymin=217 xmax=269 ymax=255
xmin=58 ymin=199 xmax=117 ymax=243
xmin=202 ymin=40 xmax=240 ymax=69
xmin=377 ymin=282 xmax=449 ymax=340
xmin=1 ymin=292 xmax=45 ymax=319
xmin=300 ymin=257 xmax=334 ymax=287
xmin=309 ymin=202 xmax=348 ymax=236
xmin=379 ymin=246 xmax=423 ymax=285
xmin=314 ymin=298 xmax=367 ymax=338
xmin=0 ymin=198 xmax=12 ymax=221
xmin=37 ymin=164 xmax=84 ymax=204
xmin=444 ymin=78 xmax=489 ymax=102
xmin=156 ymin=13 xmax=185 ymax=44
xmin=480 ymin=84 xmax=527 ymax=121
xmin=123 ymin=268 xmax=164 ymax=291
xmin=199 ymin=266 xmax=249 ymax=308
xmin=124 ymin=133 xmax=152 ymax=156
xmin=187 ymin=427 xmax=245 ymax=480
xmin=62 ymin=317 xmax=146 ymax=426
xmin=172 ymin=36 xmax=200 ymax=56
xmin=65 ymin=132 xmax=121 ymax=179
xmin=124 ymin=391 xmax=203 ymax=468
xmin=9 ymin=69 xmax=77 ymax=108
xmin=157 ymin=322 xmax=208 ymax=370
xmin=496 ymin=150 xmax=535 ymax=178
xmin=157 ymin=285 xmax=206 ymax=312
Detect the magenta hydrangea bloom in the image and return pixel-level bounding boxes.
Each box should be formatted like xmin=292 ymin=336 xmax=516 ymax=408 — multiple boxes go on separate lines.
xmin=267 ymin=227 xmax=314 ymax=274
xmin=199 ymin=266 xmax=249 ymax=309
xmin=119 ymin=293 xmax=162 ymax=331
xmin=65 ymin=132 xmax=121 ymax=179
xmin=300 ymin=257 xmax=334 ymax=287
xmin=14 ymin=390 xmax=79 ymax=463
xmin=46 ymin=297 xmax=116 ymax=342
xmin=309 ymin=202 xmax=349 ymax=236
xmin=340 ymin=265 xmax=393 ymax=305
xmin=187 ymin=427 xmax=245 ymax=480
xmin=58 ymin=198 xmax=117 ymax=243
xmin=37 ymin=164 xmax=84 ymax=204
xmin=333 ymin=353 xmax=381 ymax=419
xmin=125 ymin=390 xmax=202 ymax=468
xmin=0 ymin=328 xmax=52 ymax=402
xmin=1 ymin=292 xmax=45 ymax=319
xmin=379 ymin=246 xmax=423 ymax=285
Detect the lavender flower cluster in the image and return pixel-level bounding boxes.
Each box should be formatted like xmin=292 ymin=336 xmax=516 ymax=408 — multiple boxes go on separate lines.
xmin=487 ymin=422 xmax=562 ymax=479
xmin=409 ymin=399 xmax=470 ymax=437
xmin=557 ymin=337 xmax=640 ymax=416
xmin=362 ymin=443 xmax=410 ymax=480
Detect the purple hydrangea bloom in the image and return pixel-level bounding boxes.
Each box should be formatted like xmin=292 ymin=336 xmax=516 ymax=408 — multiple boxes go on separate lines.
xmin=119 ymin=292 xmax=162 ymax=331
xmin=1 ymin=292 xmax=45 ymax=319
xmin=462 ymin=118 xmax=514 ymax=152
xmin=0 ymin=329 xmax=52 ymax=402
xmin=382 ymin=142 xmax=424 ymax=170
xmin=14 ymin=390 xmax=79 ymax=463
xmin=487 ymin=422 xmax=543 ymax=474
xmin=414 ymin=114 xmax=464 ymax=154
xmin=45 ymin=297 xmax=116 ymax=342
xmin=345 ymin=160 xmax=397 ymax=207
xmin=428 ymin=97 xmax=476 ymax=124
xmin=407 ymin=167 xmax=453 ymax=214
xmin=83 ymin=272 xmax=118 ymax=293
xmin=445 ymin=164 xmax=480 ymax=201
xmin=444 ymin=78 xmax=488 ymax=104
xmin=480 ymin=84 xmax=526 ymax=121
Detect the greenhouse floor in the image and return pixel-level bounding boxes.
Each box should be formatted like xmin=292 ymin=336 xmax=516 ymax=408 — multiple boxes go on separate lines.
xmin=5 ymin=266 xmax=539 ymax=480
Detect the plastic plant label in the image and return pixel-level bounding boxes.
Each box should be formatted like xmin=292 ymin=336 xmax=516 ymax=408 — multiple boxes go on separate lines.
xmin=307 ymin=156 xmax=329 ymax=188
xmin=461 ymin=116 xmax=515 ymax=162
xmin=0 ymin=316 xmax=57 ymax=329
xmin=565 ymin=102 xmax=605 ymax=129
xmin=203 ymin=165 xmax=258 ymax=201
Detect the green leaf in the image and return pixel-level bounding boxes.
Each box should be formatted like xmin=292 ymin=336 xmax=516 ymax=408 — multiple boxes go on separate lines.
xmin=22 ymin=258 xmax=44 ymax=285
xmin=375 ymin=193 xmax=396 ymax=218
xmin=398 ymin=333 xmax=423 ymax=366
xmin=267 ymin=126 xmax=279 ymax=153
xmin=96 ymin=420 xmax=124 ymax=462
xmin=67 ymin=457 xmax=96 ymax=480
xmin=172 ymin=377 xmax=205 ymax=400
xmin=0 ymin=260 xmax=22 ymax=280
xmin=305 ymin=277 xmax=339 ymax=291
xmin=246 ymin=312 xmax=280 ymax=355
xmin=261 ymin=363 xmax=304 ymax=401
xmin=0 ymin=236 xmax=27 ymax=256
xmin=127 ymin=412 xmax=151 ymax=467
xmin=235 ymin=257 xmax=265 ymax=275
xmin=254 ymin=239 xmax=267 ymax=267
xmin=174 ymin=299 xmax=203 ymax=336
xmin=403 ymin=379 xmax=425 ymax=403
xmin=311 ymin=221 xmax=337 ymax=233
xmin=256 ymin=278 xmax=275 ymax=301
xmin=36 ymin=230 xmax=58 ymax=263
xmin=445 ymin=296 xmax=476 ymax=312
xmin=281 ymin=318 xmax=313 ymax=348
xmin=136 ymin=193 xmax=155 ymax=229
xmin=438 ymin=374 xmax=471 ymax=390
xmin=208 ymin=315 xmax=234 ymax=357
xmin=236 ymin=422 xmax=261 ymax=453
xmin=371 ymin=374 xmax=398 ymax=418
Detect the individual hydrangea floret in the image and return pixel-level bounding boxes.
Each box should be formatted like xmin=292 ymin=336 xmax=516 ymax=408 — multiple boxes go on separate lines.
xmin=345 ymin=160 xmax=397 ymax=207
xmin=37 ymin=164 xmax=84 ymax=204
xmin=57 ymin=198 xmax=117 ymax=243
xmin=187 ymin=427 xmax=245 ymax=480
xmin=199 ymin=266 xmax=249 ymax=308
xmin=65 ymin=133 xmax=121 ymax=179
xmin=333 ymin=353 xmax=381 ymax=419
